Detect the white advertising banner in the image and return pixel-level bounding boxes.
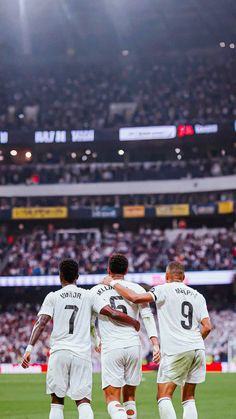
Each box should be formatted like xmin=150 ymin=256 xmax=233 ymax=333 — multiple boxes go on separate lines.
xmin=119 ymin=126 xmax=176 ymax=141
xmin=194 ymin=124 xmax=218 ymax=134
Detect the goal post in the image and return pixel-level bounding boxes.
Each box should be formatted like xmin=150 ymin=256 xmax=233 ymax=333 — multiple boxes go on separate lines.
xmin=227 ymin=340 xmax=236 ymax=372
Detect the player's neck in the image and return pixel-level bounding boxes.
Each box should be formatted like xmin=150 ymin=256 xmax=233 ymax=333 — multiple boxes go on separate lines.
xmin=61 ymin=281 xmax=76 ymax=287
xmin=170 ymin=279 xmax=184 ymax=283
xmin=110 ymin=274 xmax=124 ymax=281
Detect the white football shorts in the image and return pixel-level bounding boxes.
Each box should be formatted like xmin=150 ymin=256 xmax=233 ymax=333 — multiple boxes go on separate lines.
xmin=101 ymin=346 xmax=142 ymax=389
xmin=46 ymin=350 xmax=92 ymax=400
xmin=157 ymin=349 xmax=206 ymax=386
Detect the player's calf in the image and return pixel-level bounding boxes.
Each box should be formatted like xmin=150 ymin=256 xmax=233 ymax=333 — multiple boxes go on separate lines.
xmin=49 ymin=394 xmax=64 ymax=419
xmin=76 ymin=398 xmax=94 ymax=419
xmin=123 ymin=401 xmax=136 ymax=419
xmin=182 ymin=383 xmax=198 ymax=419
xmin=182 ymin=400 xmax=198 ymax=419
xmin=158 ymin=398 xmax=177 ymax=419
xmin=108 ymin=401 xmax=127 ymax=419
xmin=157 ymin=384 xmax=177 ymax=419
xmin=123 ymin=385 xmax=137 ymax=419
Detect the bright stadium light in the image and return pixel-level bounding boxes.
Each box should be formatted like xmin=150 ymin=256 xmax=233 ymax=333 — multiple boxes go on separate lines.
xmin=25 ymin=151 xmax=32 ymax=159
xmin=219 ymin=42 xmax=226 ymax=48
xmin=92 ymin=152 xmax=98 ymax=159
xmin=0 ymin=155 xmax=4 ymax=161
xmin=175 ymin=148 xmax=181 ymax=154
xmin=118 ymin=149 xmax=125 ymax=156
xmin=85 ymin=149 xmax=91 ymax=155
xmin=10 ymin=149 xmax=17 ymax=156
xmin=82 ymin=155 xmax=88 ymax=161
xmin=229 ymin=43 xmax=235 ymax=49
xmin=177 ymin=154 xmax=182 ymax=160
xmin=122 ymin=50 xmax=129 ymax=56
xmin=71 ymin=152 xmax=76 ymax=159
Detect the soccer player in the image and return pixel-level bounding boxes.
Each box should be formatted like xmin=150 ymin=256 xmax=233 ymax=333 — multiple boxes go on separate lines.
xmin=21 ymin=259 xmax=140 ymax=419
xmin=90 ymin=253 xmax=160 ymax=419
xmin=103 ymin=261 xmax=212 ymax=419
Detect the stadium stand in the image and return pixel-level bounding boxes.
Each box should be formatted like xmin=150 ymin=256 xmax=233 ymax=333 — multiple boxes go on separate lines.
xmin=0 ymin=56 xmax=235 ymax=131
xmin=2 ymin=227 xmax=235 ymax=276
xmin=0 ymin=157 xmax=236 ymax=185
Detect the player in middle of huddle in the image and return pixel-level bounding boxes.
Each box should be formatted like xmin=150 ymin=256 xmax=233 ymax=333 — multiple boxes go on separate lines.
xmin=90 ymin=254 xmax=160 ymax=419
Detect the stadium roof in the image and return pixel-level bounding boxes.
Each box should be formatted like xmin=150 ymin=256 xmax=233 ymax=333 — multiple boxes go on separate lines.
xmin=0 ymin=0 xmax=235 ymax=58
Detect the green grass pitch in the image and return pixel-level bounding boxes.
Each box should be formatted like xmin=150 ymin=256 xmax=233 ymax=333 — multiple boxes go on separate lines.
xmin=0 ymin=373 xmax=235 ymax=418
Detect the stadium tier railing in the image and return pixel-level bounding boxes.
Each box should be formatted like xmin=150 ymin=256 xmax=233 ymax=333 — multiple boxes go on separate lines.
xmin=0 ymin=175 xmax=236 ymax=197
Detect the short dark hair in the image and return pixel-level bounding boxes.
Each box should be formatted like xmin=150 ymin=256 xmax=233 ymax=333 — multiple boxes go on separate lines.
xmin=108 ymin=254 xmax=128 ymax=275
xmin=59 ymin=259 xmax=79 ymax=283
xmin=166 ymin=261 xmax=184 ymax=275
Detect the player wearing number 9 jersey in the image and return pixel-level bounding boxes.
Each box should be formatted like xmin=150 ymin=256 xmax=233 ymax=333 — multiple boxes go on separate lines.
xmin=103 ymin=261 xmax=212 ymax=419
xmin=21 ymin=259 xmax=140 ymax=419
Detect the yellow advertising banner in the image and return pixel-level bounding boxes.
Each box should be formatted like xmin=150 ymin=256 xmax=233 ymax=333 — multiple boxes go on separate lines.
xmin=123 ymin=206 xmax=145 ymax=218
xmin=218 ymin=201 xmax=234 ymax=214
xmin=156 ymin=204 xmax=190 ymax=217
xmin=12 ymin=207 xmax=68 ymax=220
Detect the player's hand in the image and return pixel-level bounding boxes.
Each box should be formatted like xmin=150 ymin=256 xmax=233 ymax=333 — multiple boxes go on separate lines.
xmin=101 ymin=275 xmax=113 ymax=285
xmin=95 ymin=343 xmax=102 ymax=353
xmin=152 ymin=344 xmax=161 ymax=364
xmin=133 ymin=319 xmax=140 ymax=332
xmin=21 ymin=352 xmax=31 ymax=369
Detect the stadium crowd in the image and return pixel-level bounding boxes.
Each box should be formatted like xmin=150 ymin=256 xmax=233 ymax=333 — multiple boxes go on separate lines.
xmin=0 ymin=156 xmax=235 ymax=185
xmin=0 ymin=56 xmax=235 ymax=131
xmin=1 ymin=302 xmax=235 ymax=366
xmin=2 ymin=227 xmax=235 ymax=276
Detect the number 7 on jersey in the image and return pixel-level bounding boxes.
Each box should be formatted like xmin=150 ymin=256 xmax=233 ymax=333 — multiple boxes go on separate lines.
xmin=65 ymin=305 xmax=79 ymax=334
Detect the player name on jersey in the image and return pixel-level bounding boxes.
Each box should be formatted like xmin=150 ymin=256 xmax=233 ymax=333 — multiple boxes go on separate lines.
xmin=60 ymin=291 xmax=82 ymax=299
xmin=97 ymin=285 xmax=113 ymax=296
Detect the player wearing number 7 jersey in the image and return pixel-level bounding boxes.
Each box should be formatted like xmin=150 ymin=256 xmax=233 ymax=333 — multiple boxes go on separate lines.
xmin=103 ymin=261 xmax=212 ymax=419
xmin=21 ymin=259 xmax=140 ymax=419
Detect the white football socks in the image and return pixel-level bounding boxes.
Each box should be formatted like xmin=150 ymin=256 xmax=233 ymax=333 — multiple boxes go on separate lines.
xmin=158 ymin=397 xmax=177 ymax=419
xmin=123 ymin=401 xmax=137 ymax=419
xmin=77 ymin=402 xmax=94 ymax=419
xmin=49 ymin=404 xmax=64 ymax=419
xmin=182 ymin=399 xmax=198 ymax=419
xmin=108 ymin=400 xmax=127 ymax=419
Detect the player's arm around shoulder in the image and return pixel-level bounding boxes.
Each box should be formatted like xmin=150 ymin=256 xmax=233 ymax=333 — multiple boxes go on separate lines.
xmin=136 ymin=285 xmax=160 ymax=363
xmin=88 ymin=285 xmax=140 ymax=332
xmin=102 ymin=276 xmax=153 ymax=304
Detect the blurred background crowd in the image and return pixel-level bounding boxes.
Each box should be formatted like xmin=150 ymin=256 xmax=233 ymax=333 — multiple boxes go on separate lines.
xmin=0 ymin=57 xmax=235 ymax=131
xmin=0 ymin=227 xmax=235 ymax=276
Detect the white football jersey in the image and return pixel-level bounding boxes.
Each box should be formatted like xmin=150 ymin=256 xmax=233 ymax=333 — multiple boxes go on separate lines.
xmin=90 ymin=280 xmax=153 ymax=354
xmin=149 ymin=282 xmax=209 ymax=355
xmin=38 ymin=284 xmax=93 ymax=360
